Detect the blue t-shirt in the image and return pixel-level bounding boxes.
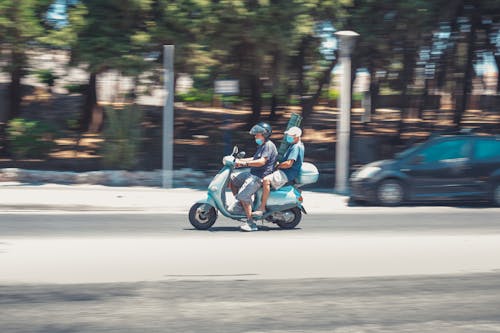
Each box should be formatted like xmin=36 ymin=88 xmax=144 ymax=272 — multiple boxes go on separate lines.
xmin=250 ymin=140 xmax=278 ymax=179
xmin=281 ymin=142 xmax=304 ymax=181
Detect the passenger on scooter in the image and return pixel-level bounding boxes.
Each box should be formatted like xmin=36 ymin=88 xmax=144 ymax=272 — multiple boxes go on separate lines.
xmin=230 ymin=122 xmax=278 ymax=232
xmin=253 ymin=126 xmax=304 ymax=217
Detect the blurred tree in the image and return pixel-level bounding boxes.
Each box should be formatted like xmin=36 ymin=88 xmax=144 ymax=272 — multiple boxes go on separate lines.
xmin=0 ymin=0 xmax=52 ymax=121
xmin=62 ymin=0 xmax=153 ymax=132
xmin=348 ymin=0 xmax=446 ymax=122
xmin=428 ymin=0 xmax=500 ymax=126
xmin=277 ymin=0 xmax=349 ymax=121
xmin=147 ymin=0 xmax=216 ymax=93
xmin=204 ymin=0 xmax=348 ymax=123
xmin=205 ymin=0 xmax=280 ymax=124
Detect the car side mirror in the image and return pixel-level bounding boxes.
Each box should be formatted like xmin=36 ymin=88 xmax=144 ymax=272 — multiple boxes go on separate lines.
xmin=237 ymin=152 xmax=246 ymax=159
xmin=411 ymin=155 xmax=425 ymax=165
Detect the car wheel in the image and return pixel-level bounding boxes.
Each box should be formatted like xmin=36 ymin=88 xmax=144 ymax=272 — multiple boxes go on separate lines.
xmin=493 ymin=183 xmax=500 ymax=207
xmin=376 ymin=179 xmax=404 ymax=206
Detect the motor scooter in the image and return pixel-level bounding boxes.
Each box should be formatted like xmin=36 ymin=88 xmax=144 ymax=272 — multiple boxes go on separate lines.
xmin=188 ymin=146 xmax=319 ymax=230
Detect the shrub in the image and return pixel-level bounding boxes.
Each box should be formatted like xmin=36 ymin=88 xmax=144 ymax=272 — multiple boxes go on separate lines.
xmin=101 ymin=106 xmax=143 ymax=170
xmin=328 ymin=89 xmax=340 ymax=101
xmin=64 ymin=83 xmax=87 ymax=94
xmin=34 ymin=69 xmax=58 ymax=88
xmin=7 ymin=118 xmax=57 ymax=159
xmin=220 ymin=95 xmax=242 ymax=104
xmin=176 ymin=88 xmax=213 ymax=103
xmin=353 ymin=92 xmax=364 ymax=102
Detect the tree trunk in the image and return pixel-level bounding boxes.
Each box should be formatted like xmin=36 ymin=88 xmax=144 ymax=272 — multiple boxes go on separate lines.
xmin=301 ymin=58 xmax=337 ymax=121
xmin=454 ymin=2 xmax=479 ymax=127
xmin=418 ymin=78 xmax=430 ymax=120
xmin=397 ymin=45 xmax=417 ymax=139
xmin=369 ymin=72 xmax=379 ymax=116
xmin=269 ymin=52 xmax=281 ymax=121
xmin=270 ymin=94 xmax=278 ymax=121
xmin=8 ymin=51 xmax=23 ymax=120
xmin=296 ymin=37 xmax=308 ymax=100
xmin=80 ymin=72 xmax=99 ymax=132
xmin=248 ymin=74 xmax=262 ymax=124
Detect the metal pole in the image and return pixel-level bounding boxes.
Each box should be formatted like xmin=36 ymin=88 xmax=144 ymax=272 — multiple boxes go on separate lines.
xmin=335 ymin=56 xmax=351 ymax=193
xmin=334 ymin=31 xmax=358 ymax=194
xmin=163 ymin=45 xmax=174 ymax=188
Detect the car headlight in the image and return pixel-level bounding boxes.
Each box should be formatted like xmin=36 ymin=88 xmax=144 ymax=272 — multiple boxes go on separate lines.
xmin=355 ymin=166 xmax=381 ymax=179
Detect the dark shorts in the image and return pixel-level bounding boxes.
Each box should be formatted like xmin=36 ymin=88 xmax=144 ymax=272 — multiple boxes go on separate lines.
xmin=231 ymin=172 xmax=262 ymax=204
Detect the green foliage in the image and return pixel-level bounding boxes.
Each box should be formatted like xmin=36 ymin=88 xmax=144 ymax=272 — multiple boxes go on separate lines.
xmin=6 ymin=118 xmax=57 ymax=159
xmin=64 ymin=83 xmax=87 ymax=94
xmin=176 ymin=88 xmax=213 ymax=103
xmin=353 ymin=92 xmax=363 ymax=102
xmin=323 ymin=89 xmax=362 ymax=101
xmin=288 ymin=96 xmax=301 ymax=106
xmin=34 ymin=69 xmax=58 ymax=87
xmin=68 ymin=0 xmax=153 ymax=76
xmin=101 ymin=106 xmax=143 ymax=170
xmin=221 ymin=95 xmax=242 ymax=104
xmin=65 ymin=114 xmax=80 ymax=131
xmin=0 ymin=0 xmax=54 ymax=118
xmin=327 ymin=89 xmax=340 ymax=100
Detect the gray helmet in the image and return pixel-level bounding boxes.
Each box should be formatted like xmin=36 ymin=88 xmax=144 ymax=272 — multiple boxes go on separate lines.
xmin=249 ymin=122 xmax=272 ymax=139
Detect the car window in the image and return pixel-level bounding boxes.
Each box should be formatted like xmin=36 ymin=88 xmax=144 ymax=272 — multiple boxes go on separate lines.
xmin=419 ymin=139 xmax=470 ymax=163
xmin=474 ymin=139 xmax=500 ymax=161
xmin=396 ymin=143 xmax=422 ymax=159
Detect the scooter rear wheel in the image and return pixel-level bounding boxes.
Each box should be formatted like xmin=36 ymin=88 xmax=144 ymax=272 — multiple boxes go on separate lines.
xmin=189 ymin=203 xmax=218 ymax=230
xmin=275 ymin=207 xmax=302 ymax=230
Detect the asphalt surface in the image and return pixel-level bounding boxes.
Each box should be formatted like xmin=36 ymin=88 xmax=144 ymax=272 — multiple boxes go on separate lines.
xmin=1 ymin=209 xmax=500 ymax=332
xmin=1 ymin=209 xmax=500 ymax=237
xmin=1 ymin=273 xmax=500 ymax=333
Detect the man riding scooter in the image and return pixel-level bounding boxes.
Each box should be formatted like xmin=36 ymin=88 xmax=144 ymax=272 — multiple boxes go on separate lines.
xmin=254 ymin=126 xmax=304 ymax=217
xmin=230 ymin=122 xmax=277 ymax=232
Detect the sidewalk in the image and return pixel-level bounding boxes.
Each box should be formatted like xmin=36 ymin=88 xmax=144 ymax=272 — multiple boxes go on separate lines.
xmin=0 ymin=183 xmax=350 ymax=214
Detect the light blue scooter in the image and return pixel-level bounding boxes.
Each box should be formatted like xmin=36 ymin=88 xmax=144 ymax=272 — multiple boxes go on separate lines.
xmin=188 ymin=146 xmax=319 ymax=230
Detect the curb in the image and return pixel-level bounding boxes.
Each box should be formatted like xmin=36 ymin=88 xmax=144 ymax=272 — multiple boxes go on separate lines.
xmin=0 ymin=168 xmax=210 ymax=188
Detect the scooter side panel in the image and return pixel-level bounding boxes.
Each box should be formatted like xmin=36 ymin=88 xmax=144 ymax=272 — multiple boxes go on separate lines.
xmin=267 ymin=186 xmax=299 ymax=206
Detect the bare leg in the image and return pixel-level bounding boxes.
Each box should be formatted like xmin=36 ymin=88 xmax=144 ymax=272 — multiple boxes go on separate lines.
xmin=240 ymin=200 xmax=252 ymax=220
xmin=229 ymin=181 xmax=238 ymax=196
xmin=258 ymin=179 xmax=270 ymax=212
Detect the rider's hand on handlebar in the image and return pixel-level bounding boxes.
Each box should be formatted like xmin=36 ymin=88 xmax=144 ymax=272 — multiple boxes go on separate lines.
xmin=235 ymin=159 xmax=245 ymax=168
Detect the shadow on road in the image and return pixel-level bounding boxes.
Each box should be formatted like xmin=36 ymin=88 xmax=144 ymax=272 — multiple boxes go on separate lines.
xmin=183 ymin=226 xmax=302 ymax=232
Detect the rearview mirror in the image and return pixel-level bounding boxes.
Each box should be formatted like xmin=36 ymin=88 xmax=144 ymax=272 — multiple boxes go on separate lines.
xmin=232 ymin=146 xmax=238 ymax=155
xmin=237 ymin=151 xmax=246 ymax=159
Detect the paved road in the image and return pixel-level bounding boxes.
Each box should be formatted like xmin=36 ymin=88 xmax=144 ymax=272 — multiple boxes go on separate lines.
xmin=1 ymin=209 xmax=500 ymax=332
xmin=2 ymin=209 xmax=500 ymax=237
xmin=1 ymin=273 xmax=500 ymax=333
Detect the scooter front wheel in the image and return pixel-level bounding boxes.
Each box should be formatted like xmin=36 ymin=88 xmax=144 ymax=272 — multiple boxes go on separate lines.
xmin=189 ymin=203 xmax=218 ymax=230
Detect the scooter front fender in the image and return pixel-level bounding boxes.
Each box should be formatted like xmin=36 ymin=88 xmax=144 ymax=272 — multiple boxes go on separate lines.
xmin=195 ymin=194 xmax=217 ymax=209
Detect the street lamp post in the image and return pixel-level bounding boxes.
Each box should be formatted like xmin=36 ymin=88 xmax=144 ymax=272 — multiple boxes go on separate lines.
xmin=334 ymin=30 xmax=359 ymax=194
xmin=162 ymin=45 xmax=175 ymax=188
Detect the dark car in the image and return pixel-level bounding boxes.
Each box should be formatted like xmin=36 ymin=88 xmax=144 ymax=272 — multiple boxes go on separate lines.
xmin=350 ymin=133 xmax=500 ymax=206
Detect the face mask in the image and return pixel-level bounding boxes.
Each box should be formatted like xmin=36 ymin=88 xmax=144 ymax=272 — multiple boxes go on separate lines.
xmin=286 ymin=135 xmax=294 ymax=144
xmin=255 ymin=138 xmax=264 ymax=145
